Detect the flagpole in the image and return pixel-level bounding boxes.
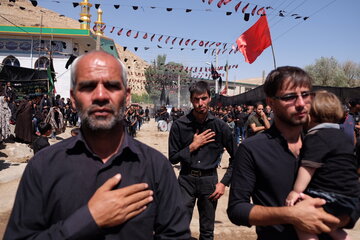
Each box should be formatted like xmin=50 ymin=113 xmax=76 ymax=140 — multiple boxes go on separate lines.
xmin=270 ymin=44 xmax=277 ymax=69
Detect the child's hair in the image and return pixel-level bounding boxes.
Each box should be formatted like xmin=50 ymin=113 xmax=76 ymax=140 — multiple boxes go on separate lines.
xmin=38 ymin=122 xmax=52 ymax=135
xmin=71 ymin=127 xmax=80 ymax=136
xmin=310 ymin=90 xmax=344 ymax=124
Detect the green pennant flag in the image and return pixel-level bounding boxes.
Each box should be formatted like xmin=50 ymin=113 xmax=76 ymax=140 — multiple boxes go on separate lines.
xmin=47 ymin=65 xmax=55 ymax=94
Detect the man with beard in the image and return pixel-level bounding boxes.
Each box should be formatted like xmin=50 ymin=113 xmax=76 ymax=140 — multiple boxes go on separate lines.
xmin=5 ymin=51 xmax=190 ymax=240
xmin=227 ymin=66 xmax=345 ymax=240
xmin=169 ymin=81 xmax=236 ymax=240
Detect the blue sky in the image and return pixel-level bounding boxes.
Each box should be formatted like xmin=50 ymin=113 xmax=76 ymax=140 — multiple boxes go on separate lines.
xmin=39 ymin=0 xmax=360 ymax=82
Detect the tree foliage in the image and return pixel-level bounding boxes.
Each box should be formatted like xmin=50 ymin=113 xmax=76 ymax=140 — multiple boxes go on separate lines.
xmin=144 ymin=54 xmax=194 ymax=105
xmin=305 ymin=57 xmax=360 ymax=87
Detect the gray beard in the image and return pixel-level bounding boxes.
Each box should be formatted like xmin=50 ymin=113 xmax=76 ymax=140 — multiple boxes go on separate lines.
xmin=77 ymin=104 xmax=126 ymax=131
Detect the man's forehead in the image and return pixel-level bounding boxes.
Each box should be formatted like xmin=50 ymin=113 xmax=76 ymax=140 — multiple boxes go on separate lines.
xmin=278 ymin=79 xmax=310 ymax=94
xmin=192 ymin=92 xmax=209 ymax=98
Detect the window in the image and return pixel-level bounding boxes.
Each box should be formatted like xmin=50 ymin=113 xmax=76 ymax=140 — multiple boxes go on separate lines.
xmin=34 ymin=56 xmax=50 ymax=69
xmin=2 ymin=55 xmax=20 ymax=67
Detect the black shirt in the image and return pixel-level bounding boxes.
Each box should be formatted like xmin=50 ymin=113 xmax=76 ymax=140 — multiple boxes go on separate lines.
xmin=168 ymin=111 xmax=236 ymax=186
xmin=228 ymin=125 xmax=299 ymax=239
xmin=32 ymin=135 xmax=50 ymax=154
xmin=301 ymin=124 xmax=360 ymax=197
xmin=5 ymin=131 xmax=190 ymax=240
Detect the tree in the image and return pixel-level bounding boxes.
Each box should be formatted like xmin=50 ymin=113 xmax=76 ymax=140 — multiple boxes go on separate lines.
xmin=305 ymin=57 xmax=360 ymax=87
xmin=342 ymin=61 xmax=360 ymax=87
xmin=144 ymin=54 xmax=193 ymax=106
xmin=305 ymin=57 xmax=348 ymax=87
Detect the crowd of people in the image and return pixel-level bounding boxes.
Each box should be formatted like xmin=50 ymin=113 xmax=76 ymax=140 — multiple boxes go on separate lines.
xmin=1 ymin=50 xmax=360 ymax=240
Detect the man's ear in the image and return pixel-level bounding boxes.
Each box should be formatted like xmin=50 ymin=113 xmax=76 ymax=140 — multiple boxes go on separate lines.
xmin=70 ymin=90 xmax=76 ymax=110
xmin=126 ymin=87 xmax=131 ymax=104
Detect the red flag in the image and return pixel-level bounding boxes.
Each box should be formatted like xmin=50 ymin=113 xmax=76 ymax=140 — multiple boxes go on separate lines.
xmin=236 ymin=14 xmax=272 ymax=64
xmin=110 ymin=26 xmax=115 ymax=33
xmin=234 ymin=1 xmax=242 ymax=12
xmin=150 ymin=34 xmax=155 ymax=41
xmin=134 ymin=31 xmax=139 ymax=38
xmin=126 ymin=30 xmax=132 ymax=37
xmin=242 ymin=3 xmax=249 ymax=13
xmin=217 ymin=0 xmax=225 ymax=8
xmin=185 ymin=39 xmax=190 ymax=45
xmin=117 ymin=28 xmax=123 ymax=35
xmin=143 ymin=33 xmax=148 ymax=39
xmin=223 ymin=0 xmax=232 ymax=5
xmin=165 ymin=36 xmax=171 ymax=44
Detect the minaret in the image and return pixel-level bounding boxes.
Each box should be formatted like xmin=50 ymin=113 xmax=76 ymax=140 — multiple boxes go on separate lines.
xmin=79 ymin=0 xmax=92 ymax=30
xmin=94 ymin=8 xmax=105 ymax=36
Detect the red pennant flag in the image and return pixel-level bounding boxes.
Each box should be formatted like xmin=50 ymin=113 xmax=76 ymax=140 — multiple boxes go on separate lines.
xmin=205 ymin=41 xmax=210 ymax=47
xmin=165 ymin=36 xmax=171 ymax=44
xmin=216 ymin=42 xmax=221 ymax=47
xmin=229 ymin=49 xmax=233 ymax=54
xmin=117 ymin=28 xmax=123 ymax=35
xmin=191 ymin=40 xmax=197 ymax=45
xmin=236 ymin=14 xmax=272 ymax=63
xmin=126 ymin=30 xmax=132 ymax=37
xmin=217 ymin=0 xmax=225 ymax=8
xmin=208 ymin=0 xmax=214 ymax=4
xmin=143 ymin=33 xmax=148 ymax=39
xmin=179 ymin=38 xmax=184 ymax=45
xmin=257 ymin=7 xmax=265 ymax=15
xmin=151 ymin=34 xmax=155 ymax=41
xmin=93 ymin=24 xmax=97 ymax=32
xmin=242 ymin=3 xmax=249 ymax=13
xmin=209 ymin=42 xmax=215 ymax=47
xmin=199 ymin=41 xmax=204 ymax=46
xmin=110 ymin=26 xmax=115 ymax=33
xmin=234 ymin=1 xmax=242 ymax=12
xmin=172 ymin=37 xmax=177 ymax=45
xmin=134 ymin=31 xmax=139 ymax=39
xmin=251 ymin=5 xmax=257 ymax=16
xmin=185 ymin=39 xmax=190 ymax=45
xmin=158 ymin=35 xmax=163 ymax=42
xmin=224 ymin=0 xmax=232 ymax=5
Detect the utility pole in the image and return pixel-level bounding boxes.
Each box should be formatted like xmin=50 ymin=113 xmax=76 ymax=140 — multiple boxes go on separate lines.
xmin=215 ymin=47 xmax=218 ymax=94
xmin=177 ymin=75 xmax=180 ymax=108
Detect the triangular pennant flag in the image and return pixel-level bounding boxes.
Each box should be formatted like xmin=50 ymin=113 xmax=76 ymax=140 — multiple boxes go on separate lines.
xmin=216 ymin=42 xmax=221 ymax=46
xmin=222 ymin=49 xmax=227 ymax=54
xmin=224 ymin=0 xmax=232 ymax=5
xmin=250 ymin=5 xmax=257 ymax=16
xmin=93 ymin=25 xmax=97 ymax=32
xmin=114 ymin=5 xmax=120 ymax=9
xmin=132 ymin=6 xmax=138 ymax=10
xmin=179 ymin=38 xmax=184 ymax=45
xmin=181 ymin=48 xmax=184 ymax=50
xmin=100 ymin=25 xmax=106 ymax=31
xmin=303 ymin=17 xmax=309 ymax=20
xmin=117 ymin=28 xmax=123 ymax=35
xmin=199 ymin=41 xmax=204 ymax=46
xmin=151 ymin=34 xmax=155 ymax=41
xmin=166 ymin=8 xmax=173 ymax=11
xmin=257 ymin=7 xmax=265 ymax=15
xmin=204 ymin=49 xmax=209 ymax=54
xmin=209 ymin=42 xmax=215 ymax=47
xmin=134 ymin=31 xmax=139 ymax=38
xmin=223 ymin=43 xmax=227 ymax=49
xmin=172 ymin=37 xmax=177 ymax=45
xmin=124 ymin=58 xmax=128 ymax=62
xmin=110 ymin=26 xmax=115 ymax=33
xmin=143 ymin=33 xmax=148 ymax=39
xmin=186 ymin=9 xmax=192 ymax=12
xmin=95 ymin=4 xmax=100 ymax=9
xmin=158 ymin=35 xmax=163 ymax=42
xmin=165 ymin=36 xmax=171 ymax=44
xmin=72 ymin=2 xmax=79 ymax=8
xmin=126 ymin=30 xmax=132 ymax=37
xmin=217 ymin=0 xmax=225 ymax=8
xmin=242 ymin=3 xmax=249 ymax=13
xmin=191 ymin=40 xmax=197 ymax=45
xmin=123 ymin=47 xmax=127 ymax=51
xmin=157 ymin=45 xmax=162 ymax=48
xmin=244 ymin=13 xmax=250 ymax=21
xmin=236 ymin=14 xmax=272 ymax=63
xmin=226 ymin=12 xmax=232 ymax=16
xmin=235 ymin=1 xmax=242 ymax=12
xmin=134 ymin=47 xmax=138 ymax=51
xmin=208 ymin=0 xmax=215 ymax=4
xmin=144 ymin=47 xmax=149 ymax=50
xmin=185 ymin=39 xmax=190 ymax=46
xmin=30 ymin=0 xmax=38 ymax=7
xmin=229 ymin=49 xmax=233 ymax=54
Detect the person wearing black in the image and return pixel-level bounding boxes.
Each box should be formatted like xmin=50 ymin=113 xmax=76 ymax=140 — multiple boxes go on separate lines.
xmin=234 ymin=105 xmax=246 ymax=144
xmin=32 ymin=122 xmax=51 ymax=154
xmin=169 ymin=80 xmax=236 ymax=240
xmin=5 ymin=51 xmax=190 ymax=240
xmin=227 ymin=66 xmax=342 ymax=240
xmin=39 ymin=93 xmax=53 ymax=112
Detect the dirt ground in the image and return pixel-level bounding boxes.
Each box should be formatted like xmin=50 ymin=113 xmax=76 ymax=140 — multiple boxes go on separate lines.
xmin=0 ymin=119 xmax=359 ymax=239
